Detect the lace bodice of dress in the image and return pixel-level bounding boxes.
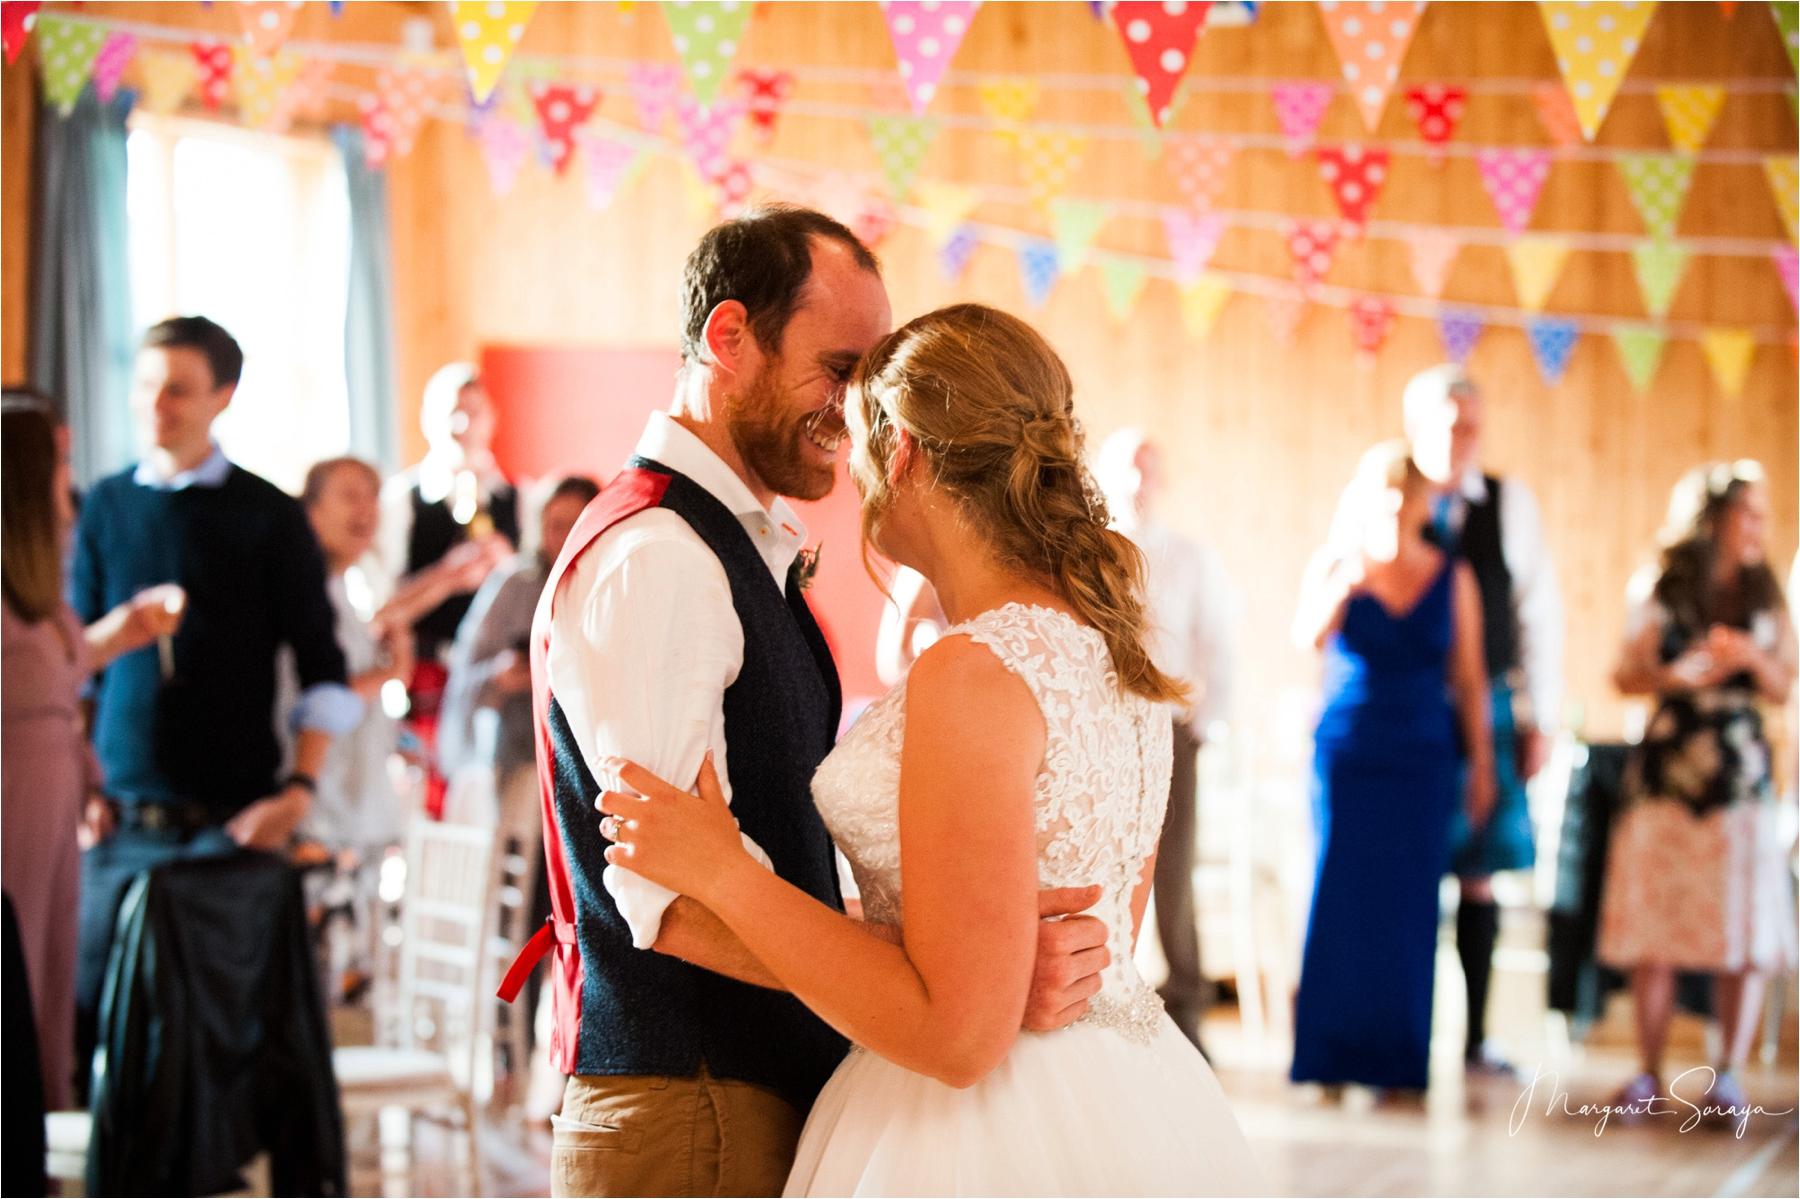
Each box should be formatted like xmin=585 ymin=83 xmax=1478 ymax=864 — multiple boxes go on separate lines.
xmin=812 ymin=603 xmax=1174 ymax=1044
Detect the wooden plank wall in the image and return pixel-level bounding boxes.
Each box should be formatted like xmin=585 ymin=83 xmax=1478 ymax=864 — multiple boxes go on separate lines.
xmin=2 ymin=1 xmax=1794 ymax=747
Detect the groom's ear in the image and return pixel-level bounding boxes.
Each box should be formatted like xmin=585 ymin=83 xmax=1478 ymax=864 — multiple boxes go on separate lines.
xmin=702 ymin=300 xmax=755 ymax=378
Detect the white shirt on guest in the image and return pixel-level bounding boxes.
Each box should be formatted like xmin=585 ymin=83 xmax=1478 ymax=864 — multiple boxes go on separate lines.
xmin=1115 ymin=514 xmax=1237 ymax=740
xmin=547 ymin=410 xmax=802 ymax=949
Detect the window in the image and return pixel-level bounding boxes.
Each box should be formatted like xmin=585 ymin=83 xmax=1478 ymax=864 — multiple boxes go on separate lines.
xmin=126 ymin=114 xmax=351 ymax=493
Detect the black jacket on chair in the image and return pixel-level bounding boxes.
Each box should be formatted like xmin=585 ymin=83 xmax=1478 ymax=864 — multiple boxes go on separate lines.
xmin=87 ymin=851 xmax=345 ymax=1197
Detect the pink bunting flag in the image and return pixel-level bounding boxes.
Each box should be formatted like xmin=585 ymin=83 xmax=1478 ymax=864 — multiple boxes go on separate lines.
xmin=577 ymin=132 xmax=641 ymax=210
xmin=812 ymin=173 xmax=899 ymax=249
xmin=191 ymin=40 xmax=234 ymax=111
xmin=1316 ymin=1 xmax=1427 ymax=130
xmin=1109 ymin=0 xmax=1212 ymax=128
xmin=476 ymin=112 xmax=530 ymax=196
xmin=628 ymin=62 xmax=680 ymax=134
xmin=1285 ymin=217 xmax=1341 ymax=293
xmin=737 ymin=68 xmax=794 ymax=145
xmin=1776 ymin=246 xmax=1799 ymax=314
xmin=271 ymin=56 xmax=333 ymax=127
xmin=93 ymin=32 xmax=137 ymax=103
xmin=1531 ymin=82 xmax=1583 ymax=148
xmin=1315 ymin=144 xmax=1389 ymax=233
xmin=1264 ymin=291 xmax=1308 ymax=343
xmin=371 ymin=61 xmax=440 ymax=161
xmin=1476 ymin=147 xmax=1552 ymax=234
xmin=2 ymin=3 xmax=42 ymax=66
xmin=882 ymin=1 xmax=979 ymax=114
xmin=1406 ymin=229 xmax=1460 ymax=297
xmin=359 ymin=94 xmax=398 ymax=169
xmin=1162 ymin=209 xmax=1228 ymax=282
xmin=529 ymin=82 xmax=600 ymax=175
xmin=1166 ymin=135 xmax=1235 ymax=212
xmin=238 ymin=1 xmax=303 ymax=58
xmin=676 ymin=94 xmax=747 ymax=186
xmin=1403 ymin=84 xmax=1465 ymax=165
xmin=1350 ymin=296 xmax=1395 ymax=358
xmin=1271 ymin=81 xmax=1332 ymax=157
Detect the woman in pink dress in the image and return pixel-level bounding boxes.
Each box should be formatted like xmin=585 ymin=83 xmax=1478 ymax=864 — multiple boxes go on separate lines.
xmin=1 ymin=396 xmax=177 ymax=1110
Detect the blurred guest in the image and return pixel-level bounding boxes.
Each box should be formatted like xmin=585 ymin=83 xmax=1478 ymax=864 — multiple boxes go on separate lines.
xmin=1403 ymin=364 xmax=1564 ymax=1074
xmin=1094 ymin=427 xmax=1237 ymax=1050
xmin=873 ymin=566 xmax=944 ymax=687
xmin=68 ymin=317 xmax=360 ymax=1077
xmin=1599 ymin=461 xmax=1796 ymax=1114
xmin=1 ymin=397 xmax=178 ymax=1110
xmin=1290 ymin=441 xmax=1493 ymax=1094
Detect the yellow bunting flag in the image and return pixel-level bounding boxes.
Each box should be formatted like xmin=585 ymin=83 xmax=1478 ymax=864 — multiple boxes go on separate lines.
xmin=232 ymin=45 xmax=302 ymax=128
xmin=1505 ymin=236 xmax=1572 ymax=310
xmin=452 ymin=1 xmax=537 ymax=105
xmin=1537 ymin=2 xmax=1658 ymax=141
xmin=1653 ymin=84 xmax=1725 ymax=152
xmin=137 ymin=46 xmax=197 ymax=115
xmin=237 ymin=1 xmax=303 ymax=59
xmin=1700 ymin=328 xmax=1755 ymax=396
xmin=913 ymin=180 xmax=983 ymax=247
xmin=1764 ymin=156 xmax=1798 ymax=242
xmin=1178 ymin=274 xmax=1232 ymax=339
xmin=977 ymin=76 xmax=1040 ymax=135
xmin=1012 ymin=128 xmax=1089 ymax=213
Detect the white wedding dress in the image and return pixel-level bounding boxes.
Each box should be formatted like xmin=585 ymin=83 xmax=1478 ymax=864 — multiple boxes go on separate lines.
xmin=787 ymin=603 xmax=1266 ymax=1197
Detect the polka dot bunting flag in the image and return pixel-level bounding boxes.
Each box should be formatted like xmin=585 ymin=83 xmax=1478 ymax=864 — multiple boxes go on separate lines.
xmin=1108 ymin=0 xmax=1213 ymax=129
xmin=661 ymin=0 xmax=753 ymax=109
xmin=676 ymin=93 xmax=746 ymax=187
xmin=977 ymin=75 xmax=1041 ymax=132
xmin=1617 ymin=152 xmax=1695 ymax=239
xmin=1314 ymin=143 xmax=1389 ymax=233
xmin=3 ymin=3 xmax=42 ymax=67
xmin=937 ymin=224 xmax=979 ymax=282
xmin=530 ymin=81 xmax=601 ymax=175
xmin=1349 ymin=296 xmax=1395 ymax=358
xmin=1436 ymin=308 xmax=1484 ymax=364
xmin=92 ymin=31 xmax=136 ymax=104
xmin=1506 ymin=235 xmax=1572 ymax=310
xmin=1771 ymin=1 xmax=1798 ymax=74
xmin=451 ymin=1 xmax=538 ymax=106
xmin=373 ymin=59 xmax=445 ymax=161
xmin=628 ymin=63 xmax=681 ymax=134
xmin=237 ymin=2 xmax=303 ymax=59
xmin=1526 ymin=316 xmax=1579 ymax=386
xmin=476 ymin=111 xmax=530 ymax=196
xmin=1631 ymin=238 xmax=1688 ymax=316
xmin=1315 ymin=1 xmax=1428 ymax=131
xmin=1700 ymin=327 xmax=1755 ymax=397
xmin=38 ymin=15 xmax=107 ymax=116
xmin=1162 ymin=209 xmax=1228 ymax=282
xmin=1166 ymin=135 xmax=1236 ymax=213
xmin=1017 ymin=238 xmax=1061 ymax=309
xmin=1270 ymin=81 xmax=1332 ymax=157
xmin=1537 ymin=2 xmax=1658 ymax=142
xmin=1285 ymin=217 xmax=1341 ymax=294
xmin=1476 ymin=147 xmax=1552 ymax=235
xmin=1403 ymin=84 xmax=1466 ymax=165
xmin=1652 ymin=84 xmax=1724 ymax=153
xmin=1013 ymin=128 xmax=1090 ymax=213
xmin=190 ymin=39 xmax=234 ymax=111
xmin=864 ymin=112 xmax=938 ymax=202
xmin=1611 ymin=325 xmax=1666 ymax=391
xmin=233 ymin=45 xmax=302 ymax=128
xmin=577 ymin=132 xmax=644 ymax=211
xmin=737 ymin=67 xmax=794 ymax=145
xmin=881 ymin=1 xmax=980 ymax=116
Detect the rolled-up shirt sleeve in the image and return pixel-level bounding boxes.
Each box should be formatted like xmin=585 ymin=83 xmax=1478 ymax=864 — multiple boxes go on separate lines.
xmin=549 ymin=514 xmax=767 ymax=951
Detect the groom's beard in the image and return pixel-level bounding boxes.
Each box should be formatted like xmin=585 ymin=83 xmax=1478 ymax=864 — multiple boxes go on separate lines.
xmin=727 ymin=366 xmax=842 ymax=503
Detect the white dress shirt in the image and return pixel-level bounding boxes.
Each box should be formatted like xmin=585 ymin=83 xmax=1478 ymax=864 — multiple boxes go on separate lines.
xmin=1116 ymin=514 xmax=1237 ymax=740
xmin=548 ymin=411 xmax=803 ymax=949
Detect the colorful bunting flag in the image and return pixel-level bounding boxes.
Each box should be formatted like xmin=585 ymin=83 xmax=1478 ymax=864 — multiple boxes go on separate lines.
xmin=1527 ymin=316 xmax=1579 ymax=385
xmin=92 ymin=31 xmax=135 ymax=104
xmin=1264 ymin=290 xmax=1308 ymax=342
xmin=1013 ymin=128 xmax=1089 ymax=211
xmin=865 ymin=112 xmax=937 ymax=201
xmin=811 ymin=174 xmax=897 ymax=247
xmin=476 ymin=112 xmax=531 ymax=196
xmin=738 ymin=67 xmax=794 ymax=144
xmin=37 ymin=16 xmax=107 ymax=115
xmin=1700 ymin=327 xmax=1755 ymax=396
xmin=1611 ymin=325 xmax=1666 ymax=391
xmin=1162 ymin=209 xmax=1228 ymax=281
xmin=233 ymin=45 xmax=301 ymax=128
xmin=1109 ymin=0 xmax=1212 ymax=128
xmin=1531 ymin=80 xmax=1585 ymax=147
xmin=675 ymin=93 xmax=744 ymax=185
xmin=1537 ymin=2 xmax=1658 ymax=141
xmin=578 ymin=133 xmax=642 ymax=210
xmin=531 ymin=82 xmax=601 ymax=174
xmin=137 ymin=47 xmax=197 ymax=115
xmin=1506 ymin=236 xmax=1571 ymax=309
xmin=1772 ymin=1 xmax=1798 ymax=74
xmin=1167 ymin=135 xmax=1236 ymax=212
xmin=1436 ymin=308 xmax=1484 ymax=363
xmin=1618 ymin=152 xmax=1696 ymax=239
xmin=451 ymin=0 xmax=536 ymax=105
xmin=1404 ymin=84 xmax=1467 ymax=165
xmin=1349 ymin=296 xmax=1395 ymax=358
xmin=661 ymin=0 xmax=752 ymax=108
xmin=272 ymin=55 xmax=333 ymax=126
xmin=1774 ymin=245 xmax=1798 ymax=313
xmin=1315 ymin=143 xmax=1389 ymax=232
xmin=1407 ymin=229 xmax=1461 ymax=297
xmin=938 ymin=224 xmax=979 ymax=281
xmin=977 ymin=75 xmax=1040 ymax=131
xmin=882 ymin=0 xmax=979 ymax=114
xmin=238 ymin=1 xmax=303 ymax=58
xmin=1285 ymin=218 xmax=1341 ymax=293
xmin=1653 ymin=84 xmax=1725 ymax=152
xmin=3 ymin=3 xmax=42 ymax=66
xmin=1316 ymin=1 xmax=1427 ymax=130
xmin=1124 ymin=79 xmax=1188 ymax=159
xmin=629 ymin=62 xmax=681 ymax=133
xmin=1100 ymin=258 xmax=1148 ymax=321
xmin=359 ymin=94 xmax=400 ymax=168
xmin=1178 ymin=273 xmax=1232 ymax=337
xmin=1631 ymin=238 xmax=1688 ymax=316
xmin=1764 ymin=156 xmax=1798 ymax=241
xmin=914 ymin=179 xmax=983 ymax=246
xmin=1050 ymin=198 xmax=1111 ymax=273
xmin=1018 ymin=238 xmax=1061 ymax=308
xmin=1270 ymin=81 xmax=1332 ymax=157
xmin=190 ymin=39 xmax=234 ymax=111
xmin=1476 ymin=148 xmax=1552 ymax=235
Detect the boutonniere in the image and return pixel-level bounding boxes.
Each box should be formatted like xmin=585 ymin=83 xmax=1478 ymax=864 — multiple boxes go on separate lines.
xmin=794 ymin=544 xmax=822 ymax=591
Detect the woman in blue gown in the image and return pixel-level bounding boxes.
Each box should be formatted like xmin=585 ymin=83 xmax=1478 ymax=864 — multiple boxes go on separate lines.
xmin=1289 ymin=441 xmax=1495 ymax=1093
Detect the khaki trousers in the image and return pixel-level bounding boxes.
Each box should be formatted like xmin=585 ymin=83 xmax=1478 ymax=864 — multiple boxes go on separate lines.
xmin=551 ymin=1064 xmax=803 ymax=1197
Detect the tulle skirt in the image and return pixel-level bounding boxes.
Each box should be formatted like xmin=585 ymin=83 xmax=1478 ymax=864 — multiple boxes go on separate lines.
xmin=784 ymin=1017 xmax=1267 ymax=1196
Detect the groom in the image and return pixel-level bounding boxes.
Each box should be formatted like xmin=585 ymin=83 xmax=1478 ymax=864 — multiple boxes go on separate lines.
xmin=501 ymin=207 xmax=1115 ymax=1198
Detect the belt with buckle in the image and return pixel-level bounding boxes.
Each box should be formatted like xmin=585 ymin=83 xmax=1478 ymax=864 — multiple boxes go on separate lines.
xmin=117 ymin=800 xmax=214 ymax=835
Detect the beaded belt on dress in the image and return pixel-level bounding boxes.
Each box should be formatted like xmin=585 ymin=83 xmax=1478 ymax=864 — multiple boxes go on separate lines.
xmin=1072 ymin=982 xmax=1164 ymax=1045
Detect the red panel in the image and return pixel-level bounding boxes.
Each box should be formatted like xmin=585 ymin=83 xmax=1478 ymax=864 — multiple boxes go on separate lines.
xmin=479 ymin=343 xmax=888 ymax=708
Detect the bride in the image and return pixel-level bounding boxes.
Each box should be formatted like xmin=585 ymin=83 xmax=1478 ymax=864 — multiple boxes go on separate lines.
xmin=597 ymin=304 xmax=1265 ymax=1196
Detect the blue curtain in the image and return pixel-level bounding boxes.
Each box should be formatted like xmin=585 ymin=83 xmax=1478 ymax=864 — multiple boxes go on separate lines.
xmin=332 ymin=124 xmax=398 ymax=472
xmin=30 ymin=88 xmax=135 ymax=486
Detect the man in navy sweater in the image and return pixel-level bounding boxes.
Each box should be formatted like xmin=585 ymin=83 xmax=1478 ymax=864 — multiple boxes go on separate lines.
xmin=69 ymin=316 xmax=362 ymax=1078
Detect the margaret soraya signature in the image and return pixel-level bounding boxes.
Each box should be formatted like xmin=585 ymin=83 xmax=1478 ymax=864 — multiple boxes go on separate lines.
xmin=1509 ymin=1065 xmax=1795 ymax=1138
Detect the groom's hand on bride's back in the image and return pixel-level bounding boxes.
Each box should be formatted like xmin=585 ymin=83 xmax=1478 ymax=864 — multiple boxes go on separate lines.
xmin=1024 ymin=885 xmax=1109 ymax=1031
